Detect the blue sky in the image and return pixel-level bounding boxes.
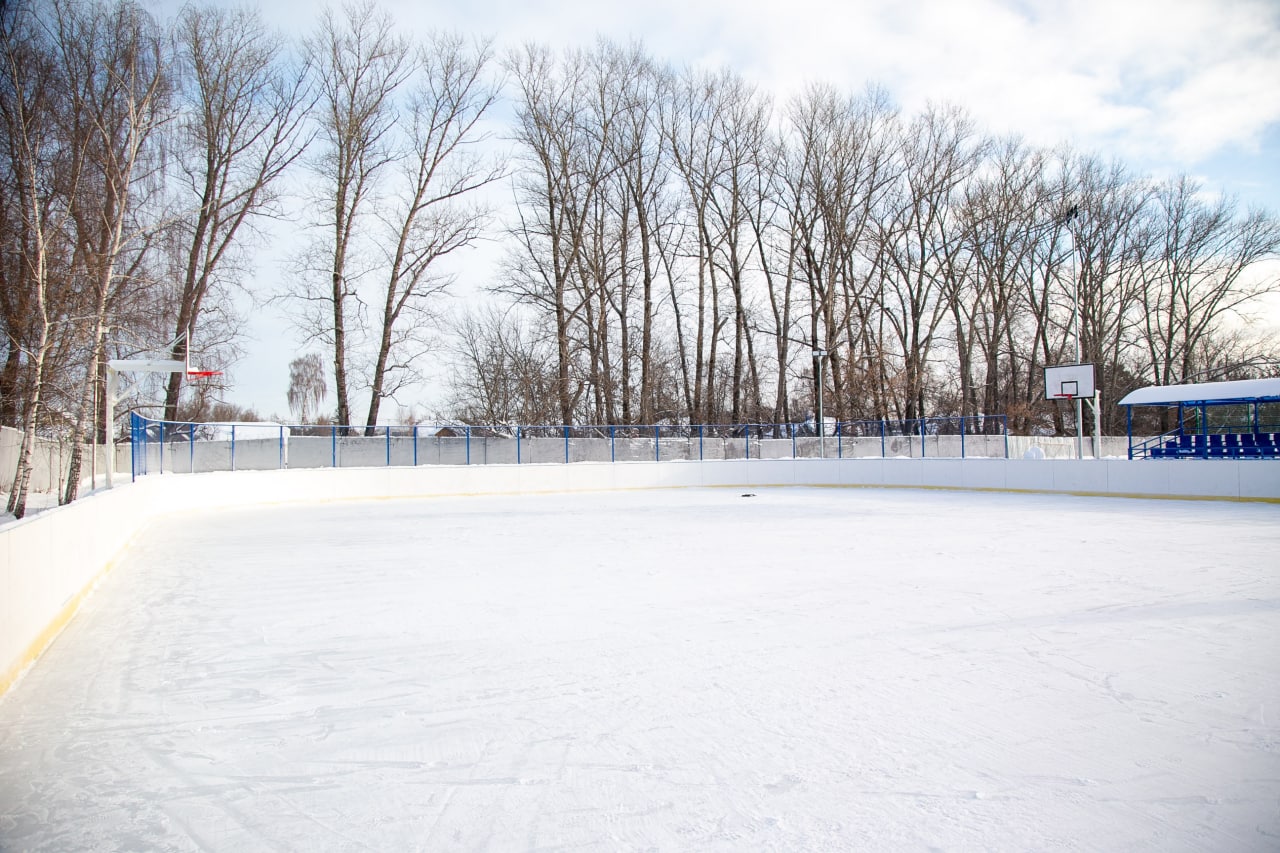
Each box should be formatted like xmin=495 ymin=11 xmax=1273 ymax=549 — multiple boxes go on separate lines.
xmin=145 ymin=0 xmax=1280 ymax=417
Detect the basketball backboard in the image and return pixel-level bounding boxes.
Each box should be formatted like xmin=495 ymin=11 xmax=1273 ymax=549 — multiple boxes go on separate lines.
xmin=1044 ymin=363 xmax=1095 ymax=400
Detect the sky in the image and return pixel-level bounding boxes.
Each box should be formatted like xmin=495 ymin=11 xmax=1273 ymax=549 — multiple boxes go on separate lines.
xmin=145 ymin=0 xmax=1280 ymax=421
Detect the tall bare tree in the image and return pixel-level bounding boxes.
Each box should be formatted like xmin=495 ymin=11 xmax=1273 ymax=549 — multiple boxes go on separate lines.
xmin=362 ymin=31 xmax=501 ymax=431
xmin=300 ymin=0 xmax=409 ymax=430
xmin=1139 ymin=176 xmax=1280 ymax=387
xmin=161 ymin=3 xmax=313 ymax=421
xmin=1 ymin=1 xmax=84 ymax=517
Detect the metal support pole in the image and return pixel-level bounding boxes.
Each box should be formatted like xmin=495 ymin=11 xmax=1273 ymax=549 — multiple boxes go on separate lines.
xmin=1127 ymin=406 xmax=1134 ymax=460
xmin=564 ymin=425 xmax=570 ymax=464
xmin=1092 ymin=391 xmax=1101 ymax=459
xmin=230 ymin=424 xmax=236 ymax=472
xmin=610 ymin=426 xmax=615 ymax=463
xmin=105 ymin=367 xmax=117 ymax=488
xmin=413 ymin=426 xmax=418 ymax=467
xmin=813 ymin=349 xmax=826 ymax=459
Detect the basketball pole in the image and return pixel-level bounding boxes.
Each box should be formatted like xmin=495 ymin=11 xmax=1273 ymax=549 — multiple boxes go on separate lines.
xmin=104 ymin=356 xmax=187 ymax=489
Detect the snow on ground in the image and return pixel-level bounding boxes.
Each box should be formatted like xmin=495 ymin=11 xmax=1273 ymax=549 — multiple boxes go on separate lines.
xmin=1 ymin=486 xmax=1278 ymax=851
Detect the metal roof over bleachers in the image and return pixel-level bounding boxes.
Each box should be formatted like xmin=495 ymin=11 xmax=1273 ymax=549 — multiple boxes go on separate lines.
xmin=1118 ymin=378 xmax=1280 ymax=407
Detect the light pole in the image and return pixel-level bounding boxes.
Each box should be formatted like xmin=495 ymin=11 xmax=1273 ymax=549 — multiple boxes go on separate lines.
xmin=813 ymin=348 xmax=826 ymax=458
xmin=1064 ymin=205 xmax=1086 ymax=459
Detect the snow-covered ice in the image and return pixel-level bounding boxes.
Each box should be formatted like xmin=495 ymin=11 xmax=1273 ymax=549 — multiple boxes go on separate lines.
xmin=1 ymin=486 xmax=1278 ymax=851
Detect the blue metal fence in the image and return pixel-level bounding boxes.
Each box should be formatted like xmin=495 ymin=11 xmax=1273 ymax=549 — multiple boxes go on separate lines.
xmin=126 ymin=413 xmax=1009 ymax=480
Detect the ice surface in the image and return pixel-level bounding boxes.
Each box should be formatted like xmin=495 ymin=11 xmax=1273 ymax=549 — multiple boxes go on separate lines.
xmin=1 ymin=487 xmax=1278 ymax=851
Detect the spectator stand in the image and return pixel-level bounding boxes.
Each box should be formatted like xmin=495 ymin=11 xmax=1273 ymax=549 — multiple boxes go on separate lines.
xmin=1120 ymin=378 xmax=1280 ymax=460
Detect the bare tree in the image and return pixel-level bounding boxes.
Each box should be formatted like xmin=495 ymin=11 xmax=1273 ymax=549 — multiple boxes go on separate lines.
xmin=362 ymin=31 xmax=501 ymax=432
xmin=1139 ymin=176 xmax=1280 ymax=387
xmin=299 ymin=0 xmax=410 ymax=430
xmin=446 ymin=302 xmax=559 ymax=425
xmin=502 ymin=43 xmax=611 ymax=424
xmin=874 ymin=104 xmax=985 ymax=422
xmin=1 ymin=1 xmax=83 ymax=517
xmin=161 ymin=3 xmax=313 ymax=421
xmin=287 ymin=351 xmax=327 ymax=422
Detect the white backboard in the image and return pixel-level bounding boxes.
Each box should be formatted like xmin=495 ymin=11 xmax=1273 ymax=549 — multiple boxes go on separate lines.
xmin=1044 ymin=363 xmax=1096 ymax=399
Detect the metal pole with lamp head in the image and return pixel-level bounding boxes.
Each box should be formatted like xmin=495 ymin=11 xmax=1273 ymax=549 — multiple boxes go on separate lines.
xmin=1064 ymin=204 xmax=1085 ymax=459
xmin=813 ymin=348 xmax=826 ymax=458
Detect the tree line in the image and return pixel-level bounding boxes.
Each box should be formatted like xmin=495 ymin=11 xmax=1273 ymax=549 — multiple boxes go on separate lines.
xmin=468 ymin=43 xmax=1280 ymax=436
xmin=3 ymin=0 xmax=1278 ymax=517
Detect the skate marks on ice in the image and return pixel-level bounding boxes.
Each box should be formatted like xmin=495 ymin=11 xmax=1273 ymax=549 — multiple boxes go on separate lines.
xmin=0 ymin=487 xmax=1277 ymax=850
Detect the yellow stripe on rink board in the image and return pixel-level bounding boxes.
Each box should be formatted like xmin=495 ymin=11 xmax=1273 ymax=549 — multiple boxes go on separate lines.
xmin=0 ymin=551 xmax=124 ymax=699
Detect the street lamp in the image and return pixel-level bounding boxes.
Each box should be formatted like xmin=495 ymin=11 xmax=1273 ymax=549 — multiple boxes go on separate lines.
xmin=812 ymin=349 xmax=826 ymax=458
xmin=1064 ymin=205 xmax=1086 ymax=459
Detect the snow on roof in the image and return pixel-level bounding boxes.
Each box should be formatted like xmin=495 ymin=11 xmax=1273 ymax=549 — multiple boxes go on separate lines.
xmin=1117 ymin=377 xmax=1280 ymax=406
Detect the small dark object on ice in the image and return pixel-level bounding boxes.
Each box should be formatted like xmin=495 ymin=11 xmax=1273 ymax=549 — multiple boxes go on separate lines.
xmin=741 ymin=493 xmax=756 ymax=498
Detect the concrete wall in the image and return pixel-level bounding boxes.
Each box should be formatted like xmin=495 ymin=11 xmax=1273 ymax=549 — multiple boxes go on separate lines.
xmin=0 ymin=425 xmax=110 ymax=494
xmin=4 ymin=456 xmax=1276 ymax=700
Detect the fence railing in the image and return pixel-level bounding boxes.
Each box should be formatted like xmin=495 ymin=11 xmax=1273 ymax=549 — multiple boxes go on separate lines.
xmin=126 ymin=413 xmax=1010 ymax=479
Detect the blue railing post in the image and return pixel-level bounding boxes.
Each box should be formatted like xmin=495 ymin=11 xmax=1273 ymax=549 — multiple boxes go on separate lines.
xmin=837 ymin=422 xmax=843 ymax=459
xmin=699 ymin=424 xmax=704 ymax=460
xmin=279 ymin=425 xmax=284 ymax=470
xmin=331 ymin=425 xmax=336 ymax=468
xmin=516 ymin=426 xmax=522 ymax=464
xmin=231 ymin=424 xmax=237 ymax=472
xmin=610 ymin=425 xmax=615 ymax=463
xmin=466 ymin=426 xmax=471 ymax=465
xmin=961 ymin=417 xmax=966 ymax=459
xmin=189 ymin=423 xmax=195 ymax=472
xmin=655 ymin=425 xmax=660 ymax=462
xmin=880 ymin=420 xmax=886 ymax=458
xmin=1003 ymin=416 xmax=1009 ymax=459
xmin=385 ymin=426 xmax=391 ymax=467
xmin=159 ymin=421 xmax=165 ymax=473
xmin=564 ymin=425 xmax=570 ymax=464
xmin=1127 ymin=407 xmax=1134 ymax=460
xmin=130 ymin=413 xmax=138 ymax=481
xmin=791 ymin=423 xmax=797 ymax=458
xmin=413 ymin=426 xmax=418 ymax=467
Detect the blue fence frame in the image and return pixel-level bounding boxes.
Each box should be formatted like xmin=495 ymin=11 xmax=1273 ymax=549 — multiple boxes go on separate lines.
xmin=126 ymin=413 xmax=1009 ymax=480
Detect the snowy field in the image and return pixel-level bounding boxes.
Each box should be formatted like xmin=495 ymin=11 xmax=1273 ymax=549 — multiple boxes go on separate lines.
xmin=1 ymin=486 xmax=1278 ymax=851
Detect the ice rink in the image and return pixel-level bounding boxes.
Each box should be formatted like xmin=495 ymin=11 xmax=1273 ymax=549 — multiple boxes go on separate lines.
xmin=1 ymin=486 xmax=1278 ymax=851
